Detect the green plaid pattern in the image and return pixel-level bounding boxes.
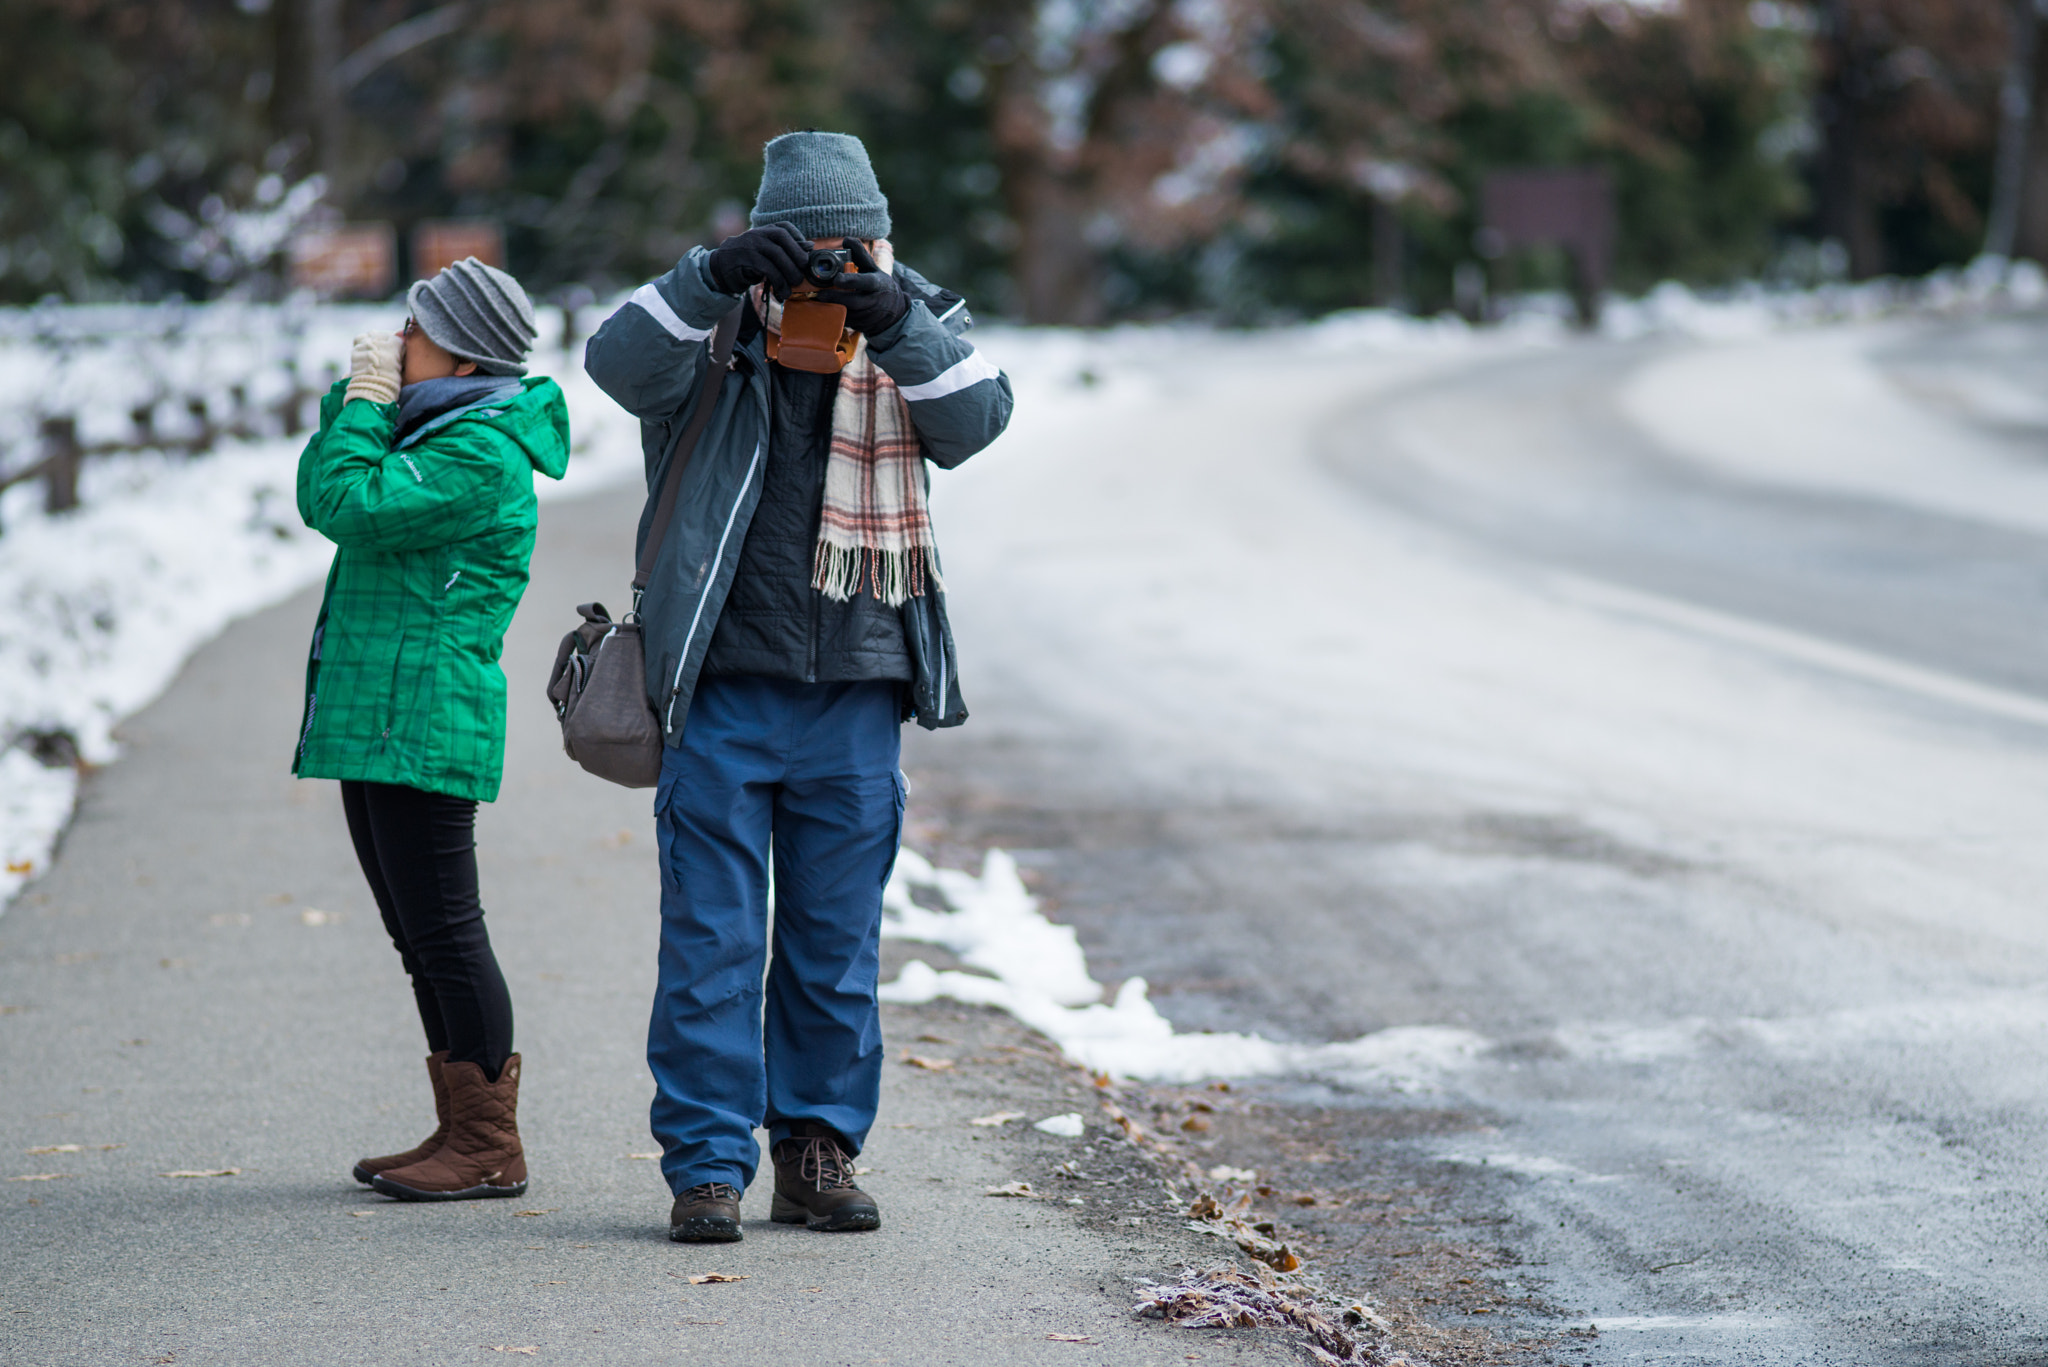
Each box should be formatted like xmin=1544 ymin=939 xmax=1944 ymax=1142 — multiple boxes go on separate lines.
xmin=291 ymin=378 xmax=570 ymax=802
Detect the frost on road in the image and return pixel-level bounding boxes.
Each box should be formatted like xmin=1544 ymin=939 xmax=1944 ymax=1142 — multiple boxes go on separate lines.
xmin=899 ymin=309 xmax=2048 ymax=1365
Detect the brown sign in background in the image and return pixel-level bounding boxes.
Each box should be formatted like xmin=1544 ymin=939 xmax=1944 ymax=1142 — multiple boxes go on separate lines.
xmin=288 ymin=224 xmax=398 ymax=299
xmin=1478 ymin=167 xmax=1615 ymax=325
xmin=410 ymin=220 xmax=506 ymax=279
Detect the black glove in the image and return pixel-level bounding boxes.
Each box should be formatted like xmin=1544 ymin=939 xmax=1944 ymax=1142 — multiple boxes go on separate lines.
xmin=705 ymin=223 xmax=810 ymax=296
xmin=815 ymin=239 xmax=911 ymax=335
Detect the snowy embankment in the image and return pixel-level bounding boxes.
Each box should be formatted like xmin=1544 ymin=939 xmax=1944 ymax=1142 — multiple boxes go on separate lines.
xmin=0 ymin=303 xmax=644 ymax=906
xmin=870 ymin=278 xmax=2048 ymax=1090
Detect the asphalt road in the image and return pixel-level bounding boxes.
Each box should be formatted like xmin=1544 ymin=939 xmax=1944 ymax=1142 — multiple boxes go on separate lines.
xmin=0 ymin=482 xmax=1291 ymax=1367
xmin=899 ymin=316 xmax=2048 ymax=1365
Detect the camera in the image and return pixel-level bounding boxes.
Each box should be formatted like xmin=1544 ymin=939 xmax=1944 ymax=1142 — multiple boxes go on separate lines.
xmin=803 ymin=246 xmax=857 ymax=289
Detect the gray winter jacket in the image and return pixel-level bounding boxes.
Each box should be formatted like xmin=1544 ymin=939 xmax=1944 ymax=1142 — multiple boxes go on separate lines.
xmin=583 ymin=246 xmax=1014 ymax=741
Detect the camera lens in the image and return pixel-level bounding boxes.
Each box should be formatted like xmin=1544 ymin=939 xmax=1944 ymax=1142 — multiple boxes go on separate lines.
xmin=805 ymin=249 xmax=844 ymax=287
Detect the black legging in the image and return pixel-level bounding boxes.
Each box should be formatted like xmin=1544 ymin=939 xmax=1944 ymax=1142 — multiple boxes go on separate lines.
xmin=340 ymin=780 xmax=513 ymax=1080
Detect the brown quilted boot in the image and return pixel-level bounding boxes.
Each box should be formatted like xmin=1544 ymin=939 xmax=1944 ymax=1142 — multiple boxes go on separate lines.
xmin=770 ymin=1123 xmax=880 ymax=1232
xmin=351 ymin=1052 xmax=451 ymax=1186
xmin=370 ymin=1054 xmax=528 ymax=1201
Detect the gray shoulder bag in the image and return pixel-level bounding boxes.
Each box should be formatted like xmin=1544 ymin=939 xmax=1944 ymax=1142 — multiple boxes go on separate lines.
xmin=546 ymin=302 xmax=744 ymax=787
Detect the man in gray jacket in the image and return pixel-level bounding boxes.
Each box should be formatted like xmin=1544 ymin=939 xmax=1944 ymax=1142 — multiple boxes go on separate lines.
xmin=584 ymin=130 xmax=1012 ymax=1243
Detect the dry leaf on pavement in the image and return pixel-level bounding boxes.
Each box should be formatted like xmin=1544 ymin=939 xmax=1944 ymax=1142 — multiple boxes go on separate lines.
xmin=10 ymin=1173 xmax=70 ymax=1182
xmin=686 ymin=1273 xmax=748 ymax=1284
xmin=25 ymin=1145 xmax=80 ymax=1155
xmin=159 ymin=1169 xmax=239 ymax=1178
xmin=486 ymin=1348 xmax=539 ymax=1356
xmin=985 ymin=1181 xmax=1040 ymax=1198
xmin=1047 ymin=1334 xmax=1095 ymax=1343
xmin=622 ymin=1153 xmax=662 ymax=1160
xmin=512 ymin=1209 xmax=557 ymax=1217
xmin=969 ymin=1111 xmax=1026 ymax=1126
xmin=903 ymin=1055 xmax=954 ymax=1071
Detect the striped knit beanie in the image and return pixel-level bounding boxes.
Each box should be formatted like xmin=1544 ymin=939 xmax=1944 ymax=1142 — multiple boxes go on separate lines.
xmin=406 ymin=257 xmax=537 ymax=377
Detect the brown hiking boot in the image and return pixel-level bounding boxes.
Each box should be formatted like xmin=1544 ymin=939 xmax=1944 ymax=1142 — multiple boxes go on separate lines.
xmin=370 ymin=1054 xmax=527 ymax=1201
xmin=770 ymin=1125 xmax=880 ymax=1232
xmin=669 ymin=1182 xmax=744 ymax=1243
xmin=352 ymin=1051 xmax=450 ymax=1186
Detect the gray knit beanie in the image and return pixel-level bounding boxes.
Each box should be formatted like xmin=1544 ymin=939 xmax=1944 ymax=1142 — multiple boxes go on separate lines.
xmin=406 ymin=257 xmax=537 ymax=377
xmin=748 ymin=131 xmax=891 ymax=241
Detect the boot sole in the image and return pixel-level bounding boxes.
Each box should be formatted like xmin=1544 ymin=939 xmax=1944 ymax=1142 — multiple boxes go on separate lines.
xmin=369 ymin=1173 xmax=528 ymax=1202
xmin=770 ymin=1191 xmax=881 ymax=1231
xmin=351 ymin=1162 xmax=376 ymax=1186
xmin=669 ymin=1216 xmax=743 ymax=1243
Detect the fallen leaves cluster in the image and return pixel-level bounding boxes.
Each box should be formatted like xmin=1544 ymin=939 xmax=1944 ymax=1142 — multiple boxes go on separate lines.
xmin=1134 ymin=1266 xmax=1415 ymax=1367
xmin=1082 ymin=1076 xmax=1418 ymax=1362
xmin=1185 ymin=1190 xmax=1302 ymax=1273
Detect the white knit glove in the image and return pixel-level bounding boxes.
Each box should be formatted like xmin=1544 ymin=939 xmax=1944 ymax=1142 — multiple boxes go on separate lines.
xmin=344 ymin=331 xmax=403 ymax=406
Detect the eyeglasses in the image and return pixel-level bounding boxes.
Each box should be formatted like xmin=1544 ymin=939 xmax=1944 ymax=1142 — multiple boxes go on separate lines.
xmin=403 ymin=317 xmax=419 ymax=338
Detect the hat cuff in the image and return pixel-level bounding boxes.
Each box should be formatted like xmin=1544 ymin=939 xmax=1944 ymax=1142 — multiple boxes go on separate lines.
xmin=748 ymin=203 xmax=893 ymax=242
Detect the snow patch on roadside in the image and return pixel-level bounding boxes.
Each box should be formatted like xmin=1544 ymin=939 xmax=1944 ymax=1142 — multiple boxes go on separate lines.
xmin=880 ymin=847 xmax=1487 ymax=1088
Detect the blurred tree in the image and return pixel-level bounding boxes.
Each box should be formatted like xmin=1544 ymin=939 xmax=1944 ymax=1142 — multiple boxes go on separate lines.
xmin=1225 ymin=0 xmax=1809 ymax=317
xmin=0 ymin=1 xmax=285 ymax=301
xmin=1995 ymin=0 xmax=2048 ymax=264
xmin=0 ymin=0 xmax=2017 ymax=311
xmin=1812 ymin=0 xmax=2005 ymax=278
xmin=1226 ymin=0 xmax=1561 ymax=318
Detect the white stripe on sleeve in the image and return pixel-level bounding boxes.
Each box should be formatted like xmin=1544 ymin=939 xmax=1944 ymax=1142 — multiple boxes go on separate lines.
xmin=630 ymin=283 xmax=714 ymax=343
xmin=894 ymin=349 xmax=1002 ymax=403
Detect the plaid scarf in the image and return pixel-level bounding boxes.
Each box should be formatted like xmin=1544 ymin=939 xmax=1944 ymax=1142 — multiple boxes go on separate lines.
xmin=753 ymin=240 xmax=941 ymax=606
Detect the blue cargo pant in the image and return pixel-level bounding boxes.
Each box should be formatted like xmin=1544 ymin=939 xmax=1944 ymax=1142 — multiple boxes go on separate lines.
xmin=648 ymin=674 xmax=904 ymax=1195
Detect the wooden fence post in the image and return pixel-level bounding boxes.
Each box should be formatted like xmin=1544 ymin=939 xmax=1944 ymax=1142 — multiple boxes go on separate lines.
xmin=40 ymin=416 xmax=81 ymax=513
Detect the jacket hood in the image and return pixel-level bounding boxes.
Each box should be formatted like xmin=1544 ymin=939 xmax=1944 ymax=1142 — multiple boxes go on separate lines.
xmin=500 ymin=376 xmax=571 ymax=479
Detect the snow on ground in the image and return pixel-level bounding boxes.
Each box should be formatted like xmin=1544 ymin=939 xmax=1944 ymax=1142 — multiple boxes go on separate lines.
xmin=878 ymin=290 xmax=2048 ymax=1084
xmin=1621 ymin=323 xmax=2048 ymax=536
xmin=880 ymin=846 xmax=1488 ymax=1088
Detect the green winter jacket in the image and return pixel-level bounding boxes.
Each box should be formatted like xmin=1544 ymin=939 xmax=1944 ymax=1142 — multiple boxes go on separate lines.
xmin=292 ymin=376 xmax=570 ymax=802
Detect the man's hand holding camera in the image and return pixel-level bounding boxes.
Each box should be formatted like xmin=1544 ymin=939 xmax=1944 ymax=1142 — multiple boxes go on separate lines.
xmin=810 ymin=239 xmax=908 ymax=335
xmin=705 ymin=223 xmax=810 ymax=296
xmin=706 ymin=225 xmax=908 ymax=336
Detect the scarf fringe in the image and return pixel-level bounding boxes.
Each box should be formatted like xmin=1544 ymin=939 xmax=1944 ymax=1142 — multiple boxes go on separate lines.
xmin=812 ymin=542 xmax=943 ymax=607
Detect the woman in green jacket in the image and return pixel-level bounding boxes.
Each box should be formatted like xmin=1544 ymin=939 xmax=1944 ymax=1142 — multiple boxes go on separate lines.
xmin=293 ymin=257 xmax=569 ymax=1201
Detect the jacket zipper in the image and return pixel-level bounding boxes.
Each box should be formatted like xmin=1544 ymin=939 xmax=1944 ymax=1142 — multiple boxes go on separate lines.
xmin=806 ymin=586 xmax=820 ymax=683
xmin=805 ymin=363 xmax=830 ymax=685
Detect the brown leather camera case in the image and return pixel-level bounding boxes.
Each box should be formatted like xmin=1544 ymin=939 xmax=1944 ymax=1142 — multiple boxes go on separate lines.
xmin=769 ymin=298 xmax=857 ymax=373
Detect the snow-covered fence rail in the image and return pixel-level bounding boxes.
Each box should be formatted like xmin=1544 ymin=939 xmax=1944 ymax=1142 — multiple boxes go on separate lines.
xmin=0 ymin=301 xmax=370 ymax=529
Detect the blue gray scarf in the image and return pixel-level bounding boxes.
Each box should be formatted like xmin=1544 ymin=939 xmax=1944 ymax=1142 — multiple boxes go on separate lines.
xmin=394 ymin=374 xmax=522 ymax=446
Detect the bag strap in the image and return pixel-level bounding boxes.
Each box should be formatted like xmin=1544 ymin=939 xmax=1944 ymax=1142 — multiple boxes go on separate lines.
xmin=632 ymin=301 xmax=746 ymax=609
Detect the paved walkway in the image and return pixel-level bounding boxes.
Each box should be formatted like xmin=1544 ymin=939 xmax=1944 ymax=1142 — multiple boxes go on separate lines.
xmin=0 ymin=484 xmax=1284 ymax=1367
